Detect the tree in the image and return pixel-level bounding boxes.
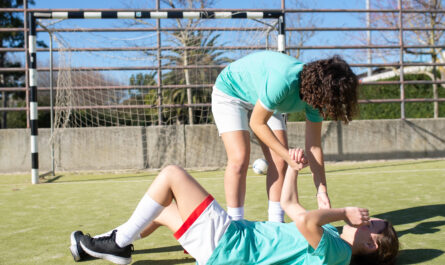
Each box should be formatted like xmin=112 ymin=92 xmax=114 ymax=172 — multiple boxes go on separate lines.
xmin=0 ymin=0 xmax=47 ymax=128
xmin=367 ymin=0 xmax=444 ymax=118
xmin=285 ymin=1 xmax=322 ymax=60
xmin=162 ymin=31 xmax=230 ymax=124
xmin=50 ymin=67 xmax=129 ymax=128
xmin=0 ymin=0 xmax=29 ymax=128
xmin=128 ymin=72 xmax=159 ymax=126
xmin=126 ymin=0 xmax=230 ymax=125
xmin=126 ymin=0 xmax=322 ymax=124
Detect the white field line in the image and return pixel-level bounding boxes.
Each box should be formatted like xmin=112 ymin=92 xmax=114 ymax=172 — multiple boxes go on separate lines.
xmin=1 ymin=168 xmax=444 ymax=186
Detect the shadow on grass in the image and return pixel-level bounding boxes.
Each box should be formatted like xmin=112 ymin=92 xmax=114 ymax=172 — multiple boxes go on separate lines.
xmin=374 ymin=204 xmax=445 ymax=228
xmin=133 ymin=245 xmax=183 ymax=254
xmin=375 ymin=204 xmax=445 ymax=264
xmin=133 ymin=258 xmax=196 ymax=265
xmin=397 ymin=249 xmax=444 ymax=264
xmin=41 ymin=175 xmax=64 ymax=183
xmin=133 ymin=245 xmax=196 ymax=264
xmin=396 ymin=220 xmax=445 ymax=237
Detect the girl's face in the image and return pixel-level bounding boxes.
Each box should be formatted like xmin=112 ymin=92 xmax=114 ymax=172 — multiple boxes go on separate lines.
xmin=343 ymin=218 xmax=387 ymax=253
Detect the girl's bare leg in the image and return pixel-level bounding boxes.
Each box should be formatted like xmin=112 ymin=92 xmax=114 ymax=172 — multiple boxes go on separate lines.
xmin=221 ymin=130 xmax=251 ymax=219
xmin=258 ymin=130 xmax=288 ymax=222
xmin=140 ymin=202 xmax=183 ymax=238
xmin=147 ymin=165 xmax=209 ymax=221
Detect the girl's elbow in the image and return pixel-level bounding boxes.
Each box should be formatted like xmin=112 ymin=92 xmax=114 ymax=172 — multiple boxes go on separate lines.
xmin=295 ymin=213 xmax=321 ymax=232
xmin=249 ymin=120 xmax=258 ymax=130
xmin=280 ymin=200 xmax=301 ymax=217
xmin=293 ymin=212 xmax=310 ymax=228
xmin=280 ymin=200 xmax=289 ymax=211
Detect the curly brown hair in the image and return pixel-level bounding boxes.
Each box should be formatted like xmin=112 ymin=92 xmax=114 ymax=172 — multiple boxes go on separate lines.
xmin=300 ymin=56 xmax=359 ymax=124
xmin=350 ymin=220 xmax=400 ymax=265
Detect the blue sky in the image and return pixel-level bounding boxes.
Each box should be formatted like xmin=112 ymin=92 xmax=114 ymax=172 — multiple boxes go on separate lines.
xmin=29 ymin=0 xmax=368 ymax=57
xmin=30 ymin=0 xmax=368 ymax=33
xmin=24 ymin=0 xmax=384 ymax=82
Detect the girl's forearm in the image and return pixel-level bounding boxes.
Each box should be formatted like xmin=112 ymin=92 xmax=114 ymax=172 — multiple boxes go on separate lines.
xmin=252 ymin=122 xmax=293 ymax=165
xmin=280 ymin=167 xmax=307 ymax=220
xmin=250 ymin=102 xmax=299 ymax=169
xmin=280 ymin=167 xmax=299 ymax=206
xmin=304 ymin=208 xmax=346 ymax=226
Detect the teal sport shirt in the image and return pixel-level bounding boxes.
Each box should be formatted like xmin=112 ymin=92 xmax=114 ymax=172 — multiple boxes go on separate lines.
xmin=206 ymin=221 xmax=351 ymax=265
xmin=215 ymin=51 xmax=323 ymax=122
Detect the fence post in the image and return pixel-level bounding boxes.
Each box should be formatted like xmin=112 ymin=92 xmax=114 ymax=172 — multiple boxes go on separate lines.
xmin=398 ymin=0 xmax=405 ymax=120
xmin=156 ymin=0 xmax=163 ymax=125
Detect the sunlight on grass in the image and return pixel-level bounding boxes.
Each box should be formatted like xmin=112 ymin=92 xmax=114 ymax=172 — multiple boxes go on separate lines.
xmin=0 ymin=159 xmax=444 ymax=265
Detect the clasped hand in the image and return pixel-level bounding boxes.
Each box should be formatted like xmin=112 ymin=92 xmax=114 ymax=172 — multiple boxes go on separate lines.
xmin=344 ymin=207 xmax=370 ymax=227
xmin=288 ymin=148 xmax=308 ymax=171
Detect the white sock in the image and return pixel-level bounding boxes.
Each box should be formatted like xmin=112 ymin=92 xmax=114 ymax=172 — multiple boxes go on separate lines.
xmin=115 ymin=194 xmax=164 ymax=247
xmin=94 ymin=224 xmax=142 ymax=241
xmin=227 ymin=206 xmax=244 ymax=221
xmin=268 ymin=201 xmax=284 ymax=223
xmin=94 ymin=226 xmax=122 ymax=239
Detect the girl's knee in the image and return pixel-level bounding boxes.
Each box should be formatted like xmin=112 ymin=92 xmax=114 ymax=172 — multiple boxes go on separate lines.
xmin=227 ymin=159 xmax=249 ymax=175
xmin=162 ymin=164 xmax=182 ymax=172
xmin=159 ymin=165 xmax=186 ymax=180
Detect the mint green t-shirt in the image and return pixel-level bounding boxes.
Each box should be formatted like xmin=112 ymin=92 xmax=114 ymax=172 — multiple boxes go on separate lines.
xmin=215 ymin=51 xmax=323 ymax=122
xmin=206 ymin=221 xmax=351 ymax=265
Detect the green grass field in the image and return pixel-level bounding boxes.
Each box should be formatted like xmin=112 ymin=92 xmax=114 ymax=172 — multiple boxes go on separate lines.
xmin=1 ymin=159 xmax=444 ymax=265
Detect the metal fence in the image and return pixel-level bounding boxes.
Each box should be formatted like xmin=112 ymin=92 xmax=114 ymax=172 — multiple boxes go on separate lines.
xmin=1 ymin=1 xmax=444 ymax=129
xmin=1 ymin=0 xmax=444 ymax=183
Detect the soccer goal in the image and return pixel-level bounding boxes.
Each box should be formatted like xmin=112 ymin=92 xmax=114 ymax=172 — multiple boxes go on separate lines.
xmin=28 ymin=10 xmax=286 ymax=184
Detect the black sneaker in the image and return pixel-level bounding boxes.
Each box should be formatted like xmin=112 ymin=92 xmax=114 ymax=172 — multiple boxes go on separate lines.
xmin=80 ymin=230 xmax=133 ymax=265
xmin=70 ymin=231 xmax=90 ymax=261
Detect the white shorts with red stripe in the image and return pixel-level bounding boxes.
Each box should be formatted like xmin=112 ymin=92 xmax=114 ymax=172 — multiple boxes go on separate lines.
xmin=174 ymin=195 xmax=231 ymax=265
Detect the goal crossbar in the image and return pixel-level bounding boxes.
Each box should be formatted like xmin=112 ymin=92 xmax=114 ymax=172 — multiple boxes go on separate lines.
xmin=33 ymin=10 xmax=283 ymax=19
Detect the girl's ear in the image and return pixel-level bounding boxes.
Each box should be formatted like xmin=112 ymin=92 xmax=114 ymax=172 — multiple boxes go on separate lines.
xmin=364 ymin=239 xmax=378 ymax=253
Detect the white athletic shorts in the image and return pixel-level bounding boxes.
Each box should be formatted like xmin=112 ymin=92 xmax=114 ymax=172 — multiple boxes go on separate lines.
xmin=211 ymin=87 xmax=286 ymax=135
xmin=174 ymin=195 xmax=231 ymax=265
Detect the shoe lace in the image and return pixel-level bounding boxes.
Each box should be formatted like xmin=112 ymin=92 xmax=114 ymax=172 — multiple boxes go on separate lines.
xmin=90 ymin=230 xmax=117 ymax=244
xmin=91 ymin=234 xmax=110 ymax=240
xmin=95 ymin=235 xmax=114 ymax=243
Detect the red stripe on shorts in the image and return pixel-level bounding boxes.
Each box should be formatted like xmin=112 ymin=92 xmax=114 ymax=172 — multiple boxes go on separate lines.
xmin=174 ymin=194 xmax=214 ymax=240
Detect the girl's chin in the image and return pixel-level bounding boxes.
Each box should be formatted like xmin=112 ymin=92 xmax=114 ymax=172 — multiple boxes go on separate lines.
xmin=342 ymin=224 xmax=356 ymax=234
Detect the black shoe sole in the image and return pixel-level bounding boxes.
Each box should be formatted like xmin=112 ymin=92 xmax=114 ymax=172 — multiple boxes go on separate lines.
xmin=70 ymin=231 xmax=82 ymax=262
xmin=80 ymin=241 xmax=131 ymax=265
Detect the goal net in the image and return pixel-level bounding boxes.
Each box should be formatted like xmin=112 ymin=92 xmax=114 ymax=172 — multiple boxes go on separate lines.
xmin=37 ymin=14 xmax=283 ymax=170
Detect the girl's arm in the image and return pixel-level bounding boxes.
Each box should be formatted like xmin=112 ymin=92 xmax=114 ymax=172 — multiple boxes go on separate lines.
xmin=292 ymin=207 xmax=370 ymax=249
xmin=280 ymin=166 xmax=306 ymax=217
xmin=250 ymin=101 xmax=301 ymax=170
xmin=280 ymin=149 xmax=370 ymax=249
xmin=305 ymin=120 xmax=331 ymax=209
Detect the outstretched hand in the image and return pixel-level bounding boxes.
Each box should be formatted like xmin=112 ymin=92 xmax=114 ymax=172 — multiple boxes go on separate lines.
xmin=288 ymin=148 xmax=308 ymax=171
xmin=344 ymin=207 xmax=370 ymax=227
xmin=317 ymin=192 xmax=331 ymax=209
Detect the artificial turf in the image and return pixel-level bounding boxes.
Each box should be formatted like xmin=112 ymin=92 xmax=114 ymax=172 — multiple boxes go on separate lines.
xmin=0 ymin=159 xmax=444 ymax=264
